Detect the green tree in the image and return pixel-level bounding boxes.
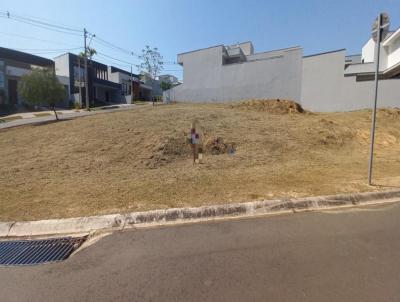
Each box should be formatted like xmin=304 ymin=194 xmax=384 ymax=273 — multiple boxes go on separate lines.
xmin=79 ymin=47 xmax=97 ymax=60
xmin=137 ymin=45 xmax=163 ymax=85
xmin=19 ymin=69 xmax=67 ymax=121
xmin=160 ymin=81 xmax=172 ymax=91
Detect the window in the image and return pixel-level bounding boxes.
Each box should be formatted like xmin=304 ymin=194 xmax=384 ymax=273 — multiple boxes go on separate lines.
xmin=121 ymin=83 xmax=128 ymax=95
xmin=95 ymin=68 xmax=108 ymax=80
xmin=73 ymin=66 xmax=85 ymax=80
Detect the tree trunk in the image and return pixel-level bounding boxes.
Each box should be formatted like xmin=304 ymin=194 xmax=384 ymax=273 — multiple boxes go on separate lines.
xmin=53 ymin=105 xmax=59 ymax=121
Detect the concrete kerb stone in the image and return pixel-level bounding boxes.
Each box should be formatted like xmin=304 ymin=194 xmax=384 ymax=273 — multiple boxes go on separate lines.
xmin=6 ymin=214 xmax=125 ymax=237
xmin=1 ymin=189 xmax=400 ymax=238
xmin=0 ymin=222 xmax=14 ymax=237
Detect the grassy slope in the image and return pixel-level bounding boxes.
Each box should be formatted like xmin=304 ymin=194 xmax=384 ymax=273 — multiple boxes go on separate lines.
xmin=0 ymin=103 xmax=399 ymax=221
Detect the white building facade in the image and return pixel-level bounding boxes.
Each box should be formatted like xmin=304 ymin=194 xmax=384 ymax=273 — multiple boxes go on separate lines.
xmin=165 ymin=33 xmax=400 ymax=112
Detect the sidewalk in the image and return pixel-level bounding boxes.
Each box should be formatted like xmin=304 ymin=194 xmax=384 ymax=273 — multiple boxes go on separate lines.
xmin=1 ymin=103 xmax=137 ymax=120
xmin=0 ymin=103 xmax=140 ymax=129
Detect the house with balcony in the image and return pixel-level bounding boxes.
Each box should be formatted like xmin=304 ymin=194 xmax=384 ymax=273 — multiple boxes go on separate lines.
xmin=0 ymin=47 xmax=55 ymax=107
xmin=54 ymin=53 xmax=123 ymax=107
xmin=343 ymin=29 xmax=400 ymax=80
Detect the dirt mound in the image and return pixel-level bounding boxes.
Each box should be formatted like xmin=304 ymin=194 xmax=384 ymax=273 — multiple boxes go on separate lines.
xmin=159 ymin=136 xmax=192 ymax=157
xmin=380 ymin=108 xmax=400 ymax=117
xmin=205 ymin=137 xmax=236 ymax=155
xmin=146 ymin=136 xmax=192 ymax=168
xmin=145 ymin=136 xmax=237 ymax=167
xmin=313 ymin=118 xmax=354 ymax=146
xmin=355 ymin=129 xmax=397 ymax=147
xmin=231 ymin=99 xmax=304 ymax=114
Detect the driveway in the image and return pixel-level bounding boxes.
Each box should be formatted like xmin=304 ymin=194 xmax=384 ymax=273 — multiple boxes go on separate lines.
xmin=1 ymin=203 xmax=400 ymax=301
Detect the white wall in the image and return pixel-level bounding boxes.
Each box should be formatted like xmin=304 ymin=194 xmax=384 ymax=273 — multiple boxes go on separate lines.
xmin=362 ymin=38 xmax=375 ymax=63
xmin=166 ymin=42 xmax=400 ymax=111
xmin=108 ymin=71 xmax=120 ymax=83
xmin=361 ymin=38 xmax=389 ymax=70
xmin=387 ymin=35 xmax=400 ymax=68
xmin=167 ymin=46 xmax=303 ymax=103
xmin=301 ymin=51 xmax=346 ymax=111
xmin=301 ymin=50 xmax=400 ymax=112
xmin=57 ymin=75 xmax=70 ymax=86
xmin=54 ymin=54 xmax=70 ymax=77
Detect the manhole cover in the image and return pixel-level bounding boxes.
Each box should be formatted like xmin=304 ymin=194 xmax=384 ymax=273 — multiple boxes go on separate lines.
xmin=0 ymin=236 xmax=87 ymax=266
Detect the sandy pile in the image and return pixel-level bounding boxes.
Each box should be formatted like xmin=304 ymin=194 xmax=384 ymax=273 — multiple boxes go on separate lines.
xmin=231 ymin=99 xmax=304 ymax=114
xmin=205 ymin=137 xmax=236 ymax=155
xmin=146 ymin=136 xmax=192 ymax=168
xmin=146 ymin=135 xmax=237 ymax=168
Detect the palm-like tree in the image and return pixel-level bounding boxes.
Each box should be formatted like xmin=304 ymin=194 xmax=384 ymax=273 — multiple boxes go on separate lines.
xmin=79 ymin=47 xmax=97 ymax=60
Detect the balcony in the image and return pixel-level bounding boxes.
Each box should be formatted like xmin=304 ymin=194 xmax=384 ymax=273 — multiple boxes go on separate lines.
xmin=223 ymin=46 xmax=246 ymax=64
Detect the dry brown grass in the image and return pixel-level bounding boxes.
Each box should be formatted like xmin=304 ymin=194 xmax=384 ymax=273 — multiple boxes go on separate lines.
xmin=0 ymin=101 xmax=399 ymax=221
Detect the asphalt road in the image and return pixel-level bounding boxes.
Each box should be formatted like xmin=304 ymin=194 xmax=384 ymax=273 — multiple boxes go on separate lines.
xmin=1 ymin=203 xmax=400 ymax=302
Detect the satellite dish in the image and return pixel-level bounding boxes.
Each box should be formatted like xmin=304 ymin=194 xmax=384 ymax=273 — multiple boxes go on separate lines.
xmin=371 ymin=12 xmax=390 ymax=43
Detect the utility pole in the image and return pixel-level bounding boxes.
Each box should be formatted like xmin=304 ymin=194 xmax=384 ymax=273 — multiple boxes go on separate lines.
xmin=78 ymin=57 xmax=82 ymax=107
xmin=130 ymin=65 xmax=134 ymax=104
xmin=84 ymin=28 xmax=90 ymax=110
xmin=368 ymin=13 xmax=390 ymax=185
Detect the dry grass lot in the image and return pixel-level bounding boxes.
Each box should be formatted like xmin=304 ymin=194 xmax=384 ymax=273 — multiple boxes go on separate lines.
xmin=1 ymin=101 xmax=400 ymax=221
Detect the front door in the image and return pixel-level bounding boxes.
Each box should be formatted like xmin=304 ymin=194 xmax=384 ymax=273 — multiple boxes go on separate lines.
xmin=8 ymin=79 xmax=18 ymax=105
xmin=105 ymin=91 xmax=109 ymax=103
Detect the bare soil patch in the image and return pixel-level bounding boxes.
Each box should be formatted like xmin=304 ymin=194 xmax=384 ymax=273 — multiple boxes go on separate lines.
xmin=0 ymin=102 xmax=399 ymax=221
xmin=230 ymin=99 xmax=304 ymax=114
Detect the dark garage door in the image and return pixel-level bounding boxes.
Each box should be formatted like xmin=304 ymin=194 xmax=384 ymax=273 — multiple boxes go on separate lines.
xmin=8 ymin=79 xmax=18 ymax=105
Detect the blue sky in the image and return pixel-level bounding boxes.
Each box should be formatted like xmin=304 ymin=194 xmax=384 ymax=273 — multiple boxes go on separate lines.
xmin=1 ymin=0 xmax=400 ymax=80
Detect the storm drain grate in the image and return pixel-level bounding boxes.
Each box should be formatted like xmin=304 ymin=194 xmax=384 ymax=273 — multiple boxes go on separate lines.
xmin=0 ymin=236 xmax=87 ymax=266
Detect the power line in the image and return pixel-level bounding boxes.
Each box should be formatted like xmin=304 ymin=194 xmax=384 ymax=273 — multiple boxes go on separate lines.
xmin=0 ymin=10 xmax=82 ymax=32
xmin=0 ymin=11 xmax=82 ymax=36
xmin=96 ymin=51 xmax=135 ymax=66
xmin=0 ymin=10 xmax=179 ymax=70
xmin=92 ymin=36 xmax=139 ymax=57
xmin=14 ymin=47 xmax=82 ymax=52
xmin=95 ymin=57 xmax=131 ymax=70
xmin=94 ymin=37 xmax=178 ymax=65
xmin=0 ymin=10 xmax=81 ymax=32
xmin=0 ymin=31 xmax=79 ymax=47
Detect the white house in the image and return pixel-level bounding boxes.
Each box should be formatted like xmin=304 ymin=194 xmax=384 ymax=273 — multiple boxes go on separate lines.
xmin=159 ymin=74 xmax=180 ymax=85
xmin=359 ymin=28 xmax=400 ymax=76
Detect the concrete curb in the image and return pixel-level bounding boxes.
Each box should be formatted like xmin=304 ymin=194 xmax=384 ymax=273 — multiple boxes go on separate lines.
xmin=1 ymin=190 xmax=400 ymax=238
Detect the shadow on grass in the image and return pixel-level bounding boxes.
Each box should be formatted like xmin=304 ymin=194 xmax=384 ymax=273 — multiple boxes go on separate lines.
xmin=370 ymin=183 xmax=400 ymax=189
xmin=31 ymin=118 xmax=74 ymax=127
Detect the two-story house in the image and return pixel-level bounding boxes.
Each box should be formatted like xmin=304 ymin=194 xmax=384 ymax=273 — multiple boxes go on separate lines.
xmin=0 ymin=47 xmax=54 ymax=106
xmin=54 ymin=53 xmax=123 ymax=107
